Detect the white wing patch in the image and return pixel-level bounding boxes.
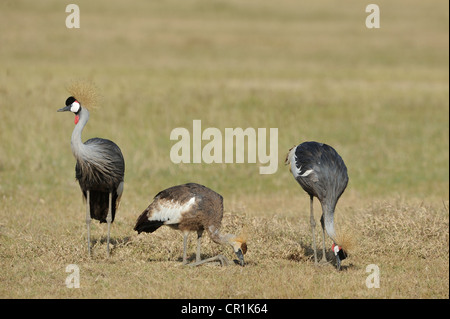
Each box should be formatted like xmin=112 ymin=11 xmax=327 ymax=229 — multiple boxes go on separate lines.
xmin=299 ymin=169 xmax=313 ymax=177
xmin=288 ymin=146 xmax=314 ymax=179
xmin=149 ymin=197 xmax=196 ymax=225
xmin=288 ymin=146 xmax=301 ymax=178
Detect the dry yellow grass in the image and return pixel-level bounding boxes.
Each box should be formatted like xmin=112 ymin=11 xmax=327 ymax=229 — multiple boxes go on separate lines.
xmin=0 ymin=194 xmax=448 ymax=299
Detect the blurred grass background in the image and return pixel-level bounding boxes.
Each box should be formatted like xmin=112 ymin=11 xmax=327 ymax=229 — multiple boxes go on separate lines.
xmin=0 ymin=0 xmax=448 ymax=203
xmin=0 ymin=0 xmax=448 ymax=298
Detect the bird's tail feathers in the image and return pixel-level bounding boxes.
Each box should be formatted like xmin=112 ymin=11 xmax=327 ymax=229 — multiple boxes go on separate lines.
xmin=134 ymin=212 xmax=163 ymax=234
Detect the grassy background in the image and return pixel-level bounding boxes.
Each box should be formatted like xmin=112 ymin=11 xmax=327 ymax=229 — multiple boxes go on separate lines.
xmin=0 ymin=0 xmax=448 ymax=298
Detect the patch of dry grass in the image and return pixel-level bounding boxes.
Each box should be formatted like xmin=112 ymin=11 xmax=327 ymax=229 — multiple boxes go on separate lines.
xmin=359 ymin=200 xmax=449 ymax=260
xmin=0 ymin=195 xmax=448 ymax=298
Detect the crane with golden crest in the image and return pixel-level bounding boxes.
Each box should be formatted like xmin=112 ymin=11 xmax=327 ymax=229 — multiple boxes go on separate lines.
xmin=58 ymin=82 xmax=125 ymax=257
xmin=286 ymin=141 xmax=350 ymax=270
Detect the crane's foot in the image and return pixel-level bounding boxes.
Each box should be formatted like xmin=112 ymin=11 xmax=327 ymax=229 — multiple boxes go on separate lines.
xmin=188 ymin=255 xmax=230 ymax=267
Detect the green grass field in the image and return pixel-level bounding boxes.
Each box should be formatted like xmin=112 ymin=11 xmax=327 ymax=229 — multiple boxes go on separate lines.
xmin=0 ymin=0 xmax=448 ymax=299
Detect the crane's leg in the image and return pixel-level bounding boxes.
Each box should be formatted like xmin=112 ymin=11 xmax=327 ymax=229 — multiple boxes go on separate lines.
xmin=319 ymin=215 xmax=328 ymax=264
xmin=189 ymin=254 xmax=229 ymax=267
xmin=309 ymin=196 xmax=318 ymax=265
xmin=182 ymin=231 xmax=189 ymax=265
xmin=188 ymin=228 xmax=229 ymax=267
xmin=106 ymin=192 xmax=112 ymax=257
xmin=86 ymin=190 xmax=91 ymax=256
xmin=196 ymin=230 xmax=203 ymax=263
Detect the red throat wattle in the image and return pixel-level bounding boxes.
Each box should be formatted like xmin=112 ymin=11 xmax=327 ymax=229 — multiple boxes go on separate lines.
xmin=74 ymin=115 xmax=80 ymax=124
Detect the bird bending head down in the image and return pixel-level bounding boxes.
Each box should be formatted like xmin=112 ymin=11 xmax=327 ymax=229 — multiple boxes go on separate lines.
xmin=286 ymin=141 xmax=349 ymax=270
xmin=332 ymin=243 xmax=347 ymax=270
xmin=209 ymin=227 xmax=247 ymax=266
xmin=234 ymin=235 xmax=247 ymax=263
xmin=134 ymin=183 xmax=247 ymax=267
xmin=333 ymin=230 xmax=354 ymax=268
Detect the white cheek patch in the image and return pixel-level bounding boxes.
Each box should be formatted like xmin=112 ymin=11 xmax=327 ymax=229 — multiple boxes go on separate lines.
xmin=70 ymin=101 xmax=81 ymax=113
xmin=333 ymin=244 xmax=340 ymax=255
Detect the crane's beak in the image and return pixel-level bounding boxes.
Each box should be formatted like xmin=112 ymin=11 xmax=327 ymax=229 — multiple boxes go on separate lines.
xmin=336 ymin=254 xmax=342 ymax=271
xmin=335 ymin=248 xmax=347 ymax=271
xmin=58 ymin=105 xmax=71 ymax=112
xmin=332 ymin=243 xmax=347 ymax=271
xmin=235 ymin=248 xmax=245 ymax=266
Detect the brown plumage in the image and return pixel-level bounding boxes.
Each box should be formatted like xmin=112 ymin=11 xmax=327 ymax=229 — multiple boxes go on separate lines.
xmin=134 ymin=183 xmax=247 ymax=266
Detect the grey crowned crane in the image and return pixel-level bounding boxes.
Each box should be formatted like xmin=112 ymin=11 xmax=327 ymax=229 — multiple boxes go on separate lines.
xmin=134 ymin=183 xmax=247 ymax=266
xmin=285 ymin=141 xmax=348 ymax=270
xmin=58 ymin=84 xmax=125 ymax=257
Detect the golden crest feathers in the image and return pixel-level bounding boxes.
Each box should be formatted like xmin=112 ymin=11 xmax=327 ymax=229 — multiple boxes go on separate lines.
xmin=335 ymin=230 xmax=355 ymax=254
xmin=236 ymin=229 xmax=247 ymax=243
xmin=235 ymin=230 xmax=248 ymax=254
xmin=66 ymin=80 xmax=101 ymax=110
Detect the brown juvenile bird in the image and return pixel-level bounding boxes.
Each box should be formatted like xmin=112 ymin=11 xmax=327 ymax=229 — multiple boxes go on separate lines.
xmin=134 ymin=183 xmax=246 ymax=266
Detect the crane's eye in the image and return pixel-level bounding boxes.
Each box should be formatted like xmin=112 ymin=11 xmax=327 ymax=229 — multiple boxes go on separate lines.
xmin=70 ymin=101 xmax=81 ymax=113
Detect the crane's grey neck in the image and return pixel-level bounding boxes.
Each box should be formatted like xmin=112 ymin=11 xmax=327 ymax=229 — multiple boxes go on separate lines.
xmin=322 ymin=203 xmax=337 ymax=243
xmin=71 ymin=107 xmax=90 ymax=161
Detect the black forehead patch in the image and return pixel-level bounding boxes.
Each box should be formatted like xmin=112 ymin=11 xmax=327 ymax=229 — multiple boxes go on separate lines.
xmin=65 ymin=96 xmax=77 ymax=106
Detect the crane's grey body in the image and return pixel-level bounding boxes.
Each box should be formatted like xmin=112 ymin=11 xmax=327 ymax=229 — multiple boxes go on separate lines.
xmin=75 ymin=137 xmax=124 ymax=223
xmin=134 ymin=183 xmax=246 ymax=266
xmin=286 ymin=141 xmax=348 ymax=269
xmin=59 ymin=97 xmax=124 ymax=257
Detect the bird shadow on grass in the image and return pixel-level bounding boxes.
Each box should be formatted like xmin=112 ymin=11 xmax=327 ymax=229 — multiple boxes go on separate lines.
xmin=91 ymin=236 xmax=133 ymax=254
xmin=173 ymin=254 xmax=247 ymax=267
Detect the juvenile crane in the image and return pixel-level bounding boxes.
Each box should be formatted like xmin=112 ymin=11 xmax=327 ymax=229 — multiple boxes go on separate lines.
xmin=58 ymin=85 xmax=125 ymax=257
xmin=134 ymin=183 xmax=247 ymax=266
xmin=285 ymin=141 xmax=348 ymax=270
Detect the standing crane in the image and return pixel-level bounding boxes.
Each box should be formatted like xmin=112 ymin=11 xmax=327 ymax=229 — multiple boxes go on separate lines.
xmin=58 ymin=87 xmax=125 ymax=257
xmin=285 ymin=141 xmax=348 ymax=270
xmin=134 ymin=183 xmax=247 ymax=266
